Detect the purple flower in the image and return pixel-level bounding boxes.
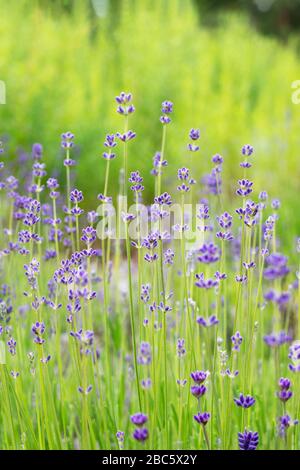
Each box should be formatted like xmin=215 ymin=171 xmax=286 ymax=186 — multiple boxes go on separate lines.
xmin=264 ymin=331 xmax=292 ymax=348
xmin=32 ymin=143 xmax=43 ymax=160
xmin=116 ymin=130 xmax=136 ymax=142
xmin=87 ymin=211 xmax=98 ymax=225
xmin=278 ymin=415 xmax=298 ymax=438
xmin=215 ymin=271 xmax=227 ymax=280
xmin=151 ymin=151 xmax=168 ymax=175
xmin=236 ymin=179 xmax=253 ymax=197
xmin=217 ymin=212 xmax=232 ymax=229
xmin=190 ymin=384 xmax=207 ymax=398
xmin=44 ymin=249 xmax=57 ymax=261
xmin=10 ymin=371 xmax=20 ymax=379
xmin=61 ymin=131 xmax=75 ymax=149
xmin=104 ymin=133 xmax=117 ymax=149
xmin=212 ymin=154 xmax=223 ymax=165
xmin=163 ymin=248 xmax=174 ymax=265
xmin=241 ymin=144 xmax=254 ymax=157
xmin=259 ymin=191 xmax=268 ymax=201
xmin=189 ymin=128 xmax=200 ymax=140
xmin=116 ymin=431 xmax=125 ymax=448
xmin=194 ymin=412 xmax=210 ymax=426
xmin=188 ymin=128 xmax=200 ymax=151
xmin=70 ymin=189 xmax=83 ymax=204
xmin=70 ymin=329 xmax=94 ymax=354
xmin=187 ymin=143 xmax=199 ymax=152
xmin=115 ymin=92 xmax=135 ymax=115
xmin=133 ymin=428 xmax=148 ymax=442
xmin=64 ymin=158 xmax=76 ymax=167
xmin=288 ymin=341 xmax=300 ymax=372
xmin=32 ymin=321 xmax=45 ymax=336
xmin=190 ymin=370 xmax=208 ymax=384
xmin=234 ymin=393 xmax=255 ymax=409
xmin=240 ymin=161 xmax=251 ymax=168
xmin=129 ymin=171 xmax=144 ymax=192
xmin=264 ymin=252 xmax=289 ymax=280
xmin=277 ymin=389 xmax=293 ymax=402
xmin=263 ymin=216 xmax=275 ymax=241
xmin=231 ymin=331 xmax=243 ymax=352
xmin=40 ymin=355 xmax=51 ymax=364
xmin=121 ymin=212 xmax=136 ymax=223
xmin=177 ymin=338 xmax=186 ymax=357
xmin=271 ymin=198 xmax=281 ymax=210
xmin=177 ymin=167 xmax=189 ymax=181
xmin=97 ymin=193 xmax=112 ymax=203
xmin=140 ymin=284 xmax=151 ymax=303
xmin=216 ymin=231 xmax=234 ymax=241
xmin=7 ymin=337 xmax=17 ymax=355
xmin=102 ymin=151 xmax=116 ymax=160
xmin=154 ymin=192 xmax=172 ymax=206
xmin=195 ymin=273 xmax=219 ymax=289
xmin=131 ymin=413 xmax=148 ymax=427
xmin=278 ymin=377 xmax=291 ymax=390
xmin=81 ymin=226 xmax=97 ymax=246
xmin=197 ymin=242 xmax=220 ymax=264
xmin=161 ymin=100 xmax=173 ymax=114
xmin=78 ymin=385 xmax=93 ymax=395
xmin=238 ymin=429 xmax=259 ymax=450
xmin=195 ymin=273 xmax=218 ymax=290
xmin=160 ymin=100 xmax=173 ymax=124
xmin=141 ymin=378 xmax=152 ymax=389
xmin=47 ymin=177 xmax=59 ymax=190
xmin=197 ymin=315 xmax=219 ymax=328
xmin=138 ymin=342 xmax=151 ymax=365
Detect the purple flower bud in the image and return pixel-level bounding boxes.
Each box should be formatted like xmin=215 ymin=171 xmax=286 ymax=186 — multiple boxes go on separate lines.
xmin=241 ymin=144 xmax=254 ymax=157
xmin=190 ymin=370 xmax=208 ymax=384
xmin=61 ymin=131 xmax=75 ymax=149
xmin=234 ymin=393 xmax=255 ymax=408
xmin=70 ymin=189 xmax=83 ymax=204
xmin=190 ymin=384 xmax=206 ymax=398
xmin=231 ymin=331 xmax=243 ymax=351
xmin=32 ymin=143 xmax=43 ymax=160
xmin=131 ymin=413 xmax=148 ymax=427
xmin=133 ymin=428 xmax=148 ymax=442
xmin=194 ymin=412 xmax=210 ymax=426
xmin=189 ymin=128 xmax=200 ymax=141
xmin=238 ymin=429 xmax=259 ymax=450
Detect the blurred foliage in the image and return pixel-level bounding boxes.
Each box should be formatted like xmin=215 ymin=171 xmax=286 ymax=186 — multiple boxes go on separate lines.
xmin=194 ymin=0 xmax=300 ymax=38
xmin=0 ymin=0 xmax=300 ymax=244
xmin=35 ymin=0 xmax=300 ymax=38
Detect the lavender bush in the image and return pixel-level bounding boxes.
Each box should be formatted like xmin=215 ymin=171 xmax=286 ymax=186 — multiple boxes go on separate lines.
xmin=0 ymin=94 xmax=299 ymax=450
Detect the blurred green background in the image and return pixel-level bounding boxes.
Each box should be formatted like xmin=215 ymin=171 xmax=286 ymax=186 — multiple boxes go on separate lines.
xmin=0 ymin=0 xmax=300 ymax=243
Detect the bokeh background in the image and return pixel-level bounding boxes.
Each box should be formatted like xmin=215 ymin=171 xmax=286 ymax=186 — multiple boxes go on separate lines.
xmin=1 ymin=0 xmax=300 ymax=244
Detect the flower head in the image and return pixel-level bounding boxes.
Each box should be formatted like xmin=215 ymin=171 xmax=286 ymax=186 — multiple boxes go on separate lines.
xmin=194 ymin=412 xmax=210 ymax=426
xmin=190 ymin=370 xmax=208 ymax=384
xmin=234 ymin=393 xmax=255 ymax=409
xmin=131 ymin=413 xmax=148 ymax=427
xmin=190 ymin=384 xmax=207 ymax=398
xmin=133 ymin=428 xmax=148 ymax=442
xmin=238 ymin=429 xmax=259 ymax=450
xmin=61 ymin=131 xmax=75 ymax=149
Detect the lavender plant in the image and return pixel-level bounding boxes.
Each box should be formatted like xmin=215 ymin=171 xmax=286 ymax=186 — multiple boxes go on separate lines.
xmin=0 ymin=93 xmax=299 ymax=451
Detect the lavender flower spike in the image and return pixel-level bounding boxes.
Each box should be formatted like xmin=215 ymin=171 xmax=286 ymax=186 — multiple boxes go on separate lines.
xmin=234 ymin=393 xmax=255 ymax=408
xmin=238 ymin=429 xmax=259 ymax=450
